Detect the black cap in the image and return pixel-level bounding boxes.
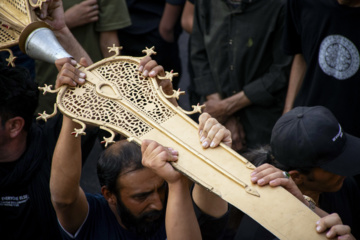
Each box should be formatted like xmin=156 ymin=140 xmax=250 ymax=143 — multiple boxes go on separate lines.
xmin=270 ymin=106 xmax=360 ymax=176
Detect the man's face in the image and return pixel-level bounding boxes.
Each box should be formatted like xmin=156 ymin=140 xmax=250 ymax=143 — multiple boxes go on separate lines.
xmin=115 ymin=168 xmax=167 ymax=236
xmin=303 ymin=167 xmax=346 ymax=192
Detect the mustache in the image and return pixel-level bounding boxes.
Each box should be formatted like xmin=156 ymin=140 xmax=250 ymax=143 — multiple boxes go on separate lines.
xmin=139 ymin=209 xmax=163 ymax=221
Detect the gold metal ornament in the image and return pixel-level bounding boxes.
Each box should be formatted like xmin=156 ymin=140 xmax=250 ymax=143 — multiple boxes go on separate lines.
xmin=37 ymin=46 xmax=327 ymax=240
xmin=0 ymin=0 xmax=72 ymax=66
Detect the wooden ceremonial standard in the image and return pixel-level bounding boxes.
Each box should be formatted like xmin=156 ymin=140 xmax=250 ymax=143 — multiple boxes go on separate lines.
xmin=0 ymin=1 xmax=326 ymax=238
xmin=36 ymin=48 xmax=326 ymax=239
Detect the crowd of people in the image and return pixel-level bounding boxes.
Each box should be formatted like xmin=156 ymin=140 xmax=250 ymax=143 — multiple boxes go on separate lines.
xmin=0 ymin=0 xmax=359 ymax=239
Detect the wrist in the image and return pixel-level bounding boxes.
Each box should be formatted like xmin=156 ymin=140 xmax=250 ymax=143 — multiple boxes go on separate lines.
xmin=303 ymin=195 xmax=316 ymax=212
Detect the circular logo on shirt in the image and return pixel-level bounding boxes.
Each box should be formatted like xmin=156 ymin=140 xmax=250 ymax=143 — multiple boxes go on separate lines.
xmin=318 ymin=35 xmax=359 ymax=80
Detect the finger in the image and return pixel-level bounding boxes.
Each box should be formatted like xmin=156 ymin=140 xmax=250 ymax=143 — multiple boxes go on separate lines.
xmin=55 ymin=57 xmax=76 ymax=72
xmin=252 ymin=170 xmax=283 ymax=186
xmin=198 ymin=112 xmax=211 ymax=136
xmin=40 ymin=1 xmax=49 ymax=19
xmin=317 ymin=213 xmax=343 ymax=233
xmin=149 ymin=66 xmax=165 ymax=78
xmin=142 ymin=60 xmax=160 ymax=77
xmin=250 ymin=163 xmax=274 ymax=176
xmin=200 ymin=118 xmax=219 ymax=148
xmin=141 ymin=139 xmax=152 ymax=154
xmin=79 ymin=57 xmax=90 ymax=67
xmin=55 ymin=63 xmax=85 ymax=88
xmin=211 ymin=127 xmax=232 ymax=148
xmin=139 ymin=56 xmax=152 ymax=73
xmin=86 ymin=0 xmax=98 ymax=5
xmin=167 ymin=147 xmax=179 ymax=161
xmin=325 ymin=225 xmax=352 ymax=239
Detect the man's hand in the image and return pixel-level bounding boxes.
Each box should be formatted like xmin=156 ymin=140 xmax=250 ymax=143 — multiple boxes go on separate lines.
xmin=139 ymin=57 xmax=177 ymax=106
xmin=316 ymin=213 xmax=354 ymax=239
xmin=34 ymin=0 xmax=67 ymax=32
xmin=198 ymin=112 xmax=232 ymax=148
xmin=224 ymin=116 xmax=246 ymax=152
xmin=250 ymin=163 xmax=304 ymax=202
xmin=203 ymin=95 xmax=229 ymax=123
xmin=55 ymin=58 xmax=88 ymax=88
xmin=65 ymin=0 xmax=99 ymax=29
xmin=141 ymin=140 xmax=181 ymax=184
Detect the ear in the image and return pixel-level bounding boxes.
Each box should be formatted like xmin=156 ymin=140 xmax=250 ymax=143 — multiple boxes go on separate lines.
xmin=289 ymin=170 xmax=305 ymax=185
xmin=101 ymin=186 xmax=117 ymax=206
xmin=6 ymin=117 xmax=25 ymax=138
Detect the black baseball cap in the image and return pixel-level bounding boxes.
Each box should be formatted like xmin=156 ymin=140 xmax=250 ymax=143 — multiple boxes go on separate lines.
xmin=270 ymin=106 xmax=360 ymax=176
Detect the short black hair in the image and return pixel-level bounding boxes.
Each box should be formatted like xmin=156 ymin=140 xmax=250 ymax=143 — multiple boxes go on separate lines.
xmin=242 ymin=145 xmax=313 ymax=175
xmin=0 ymin=58 xmax=38 ymax=131
xmin=97 ymin=140 xmax=143 ymax=193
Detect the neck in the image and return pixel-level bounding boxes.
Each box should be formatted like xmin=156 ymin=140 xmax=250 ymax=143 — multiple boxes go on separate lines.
xmin=0 ymin=133 xmax=27 ymax=163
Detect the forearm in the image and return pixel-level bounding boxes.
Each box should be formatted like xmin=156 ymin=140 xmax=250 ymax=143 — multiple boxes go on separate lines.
xmin=166 ymin=179 xmax=201 ymax=240
xmin=192 ymin=184 xmax=228 ymax=218
xmin=50 ymin=116 xmax=82 ymax=205
xmin=283 ymin=54 xmax=306 ymax=114
xmin=181 ymin=1 xmax=194 ymax=34
xmin=100 ymin=31 xmax=120 ymax=58
xmin=159 ymin=3 xmax=183 ymax=42
xmin=222 ymin=91 xmax=251 ymax=116
xmin=53 ymin=26 xmax=93 ymax=64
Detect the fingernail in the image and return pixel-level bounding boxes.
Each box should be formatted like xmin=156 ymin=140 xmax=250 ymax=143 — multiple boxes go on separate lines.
xmin=79 ymin=73 xmax=85 ymax=78
xmin=269 ymin=180 xmax=276 ymax=185
xmin=149 ymin=70 xmax=155 ymax=76
xmin=326 ymin=231 xmax=331 ymax=237
xmin=202 ymin=141 xmax=209 ymax=148
xmin=251 ymin=177 xmax=257 ymax=182
xmin=78 ymin=78 xmax=85 ymax=83
xmin=258 ymin=179 xmax=264 ymax=185
xmin=316 ymin=220 xmax=320 ymax=225
xmin=138 ymin=65 xmax=143 ymax=72
xmin=199 ymin=130 xmax=203 ymax=136
xmin=143 ymin=70 xmax=148 ymax=77
xmin=250 ymin=171 xmax=256 ymax=176
xmin=210 ymin=141 xmax=215 ymax=148
xmin=168 ymin=147 xmax=173 ymax=151
xmin=316 ymin=226 xmax=322 ymax=232
xmin=72 ymin=81 xmax=77 ymax=86
xmin=200 ymin=136 xmax=205 ymax=142
xmin=40 ymin=13 xmax=44 ymax=19
xmin=71 ymin=59 xmax=77 ymax=65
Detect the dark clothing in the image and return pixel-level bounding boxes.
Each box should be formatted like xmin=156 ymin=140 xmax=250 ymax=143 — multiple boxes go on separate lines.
xmin=118 ymin=0 xmax=185 ymax=89
xmin=320 ymin=177 xmax=360 ymax=239
xmin=283 ymin=0 xmax=360 ymax=138
xmin=0 ymin=118 xmax=62 ymax=240
xmin=60 ymin=193 xmax=229 ymax=240
xmin=121 ymin=0 xmax=185 ymax=35
xmin=190 ymin=0 xmax=292 ymax=147
xmin=0 ymin=115 xmax=97 ymax=240
xmin=234 ymin=177 xmax=360 ymax=240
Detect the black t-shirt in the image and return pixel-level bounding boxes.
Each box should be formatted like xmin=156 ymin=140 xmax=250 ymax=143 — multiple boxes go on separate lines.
xmin=282 ymin=0 xmax=360 ymax=138
xmin=0 ymin=115 xmax=98 ymax=240
xmin=0 ymin=118 xmax=61 ymax=240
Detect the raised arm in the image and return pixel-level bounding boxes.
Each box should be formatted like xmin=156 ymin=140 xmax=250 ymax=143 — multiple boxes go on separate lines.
xmin=282 ymin=53 xmax=307 ymax=114
xmin=36 ymin=0 xmax=93 ymax=63
xmin=193 ymin=113 xmax=229 ymax=217
xmin=141 ymin=140 xmax=201 ymax=240
xmin=49 ymin=60 xmax=91 ymax=235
